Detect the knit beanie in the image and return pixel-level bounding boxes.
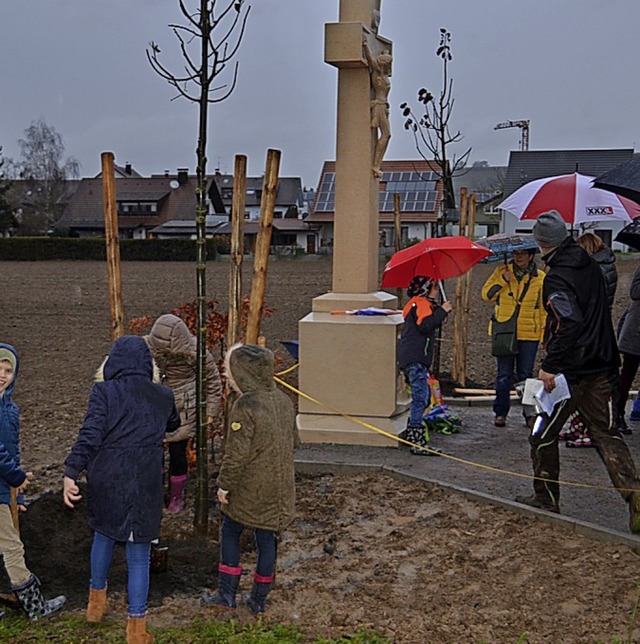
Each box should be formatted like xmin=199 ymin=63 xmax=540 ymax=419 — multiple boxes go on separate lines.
xmin=532 ymin=210 xmax=569 ymax=248
xmin=0 ymin=348 xmax=16 ymax=371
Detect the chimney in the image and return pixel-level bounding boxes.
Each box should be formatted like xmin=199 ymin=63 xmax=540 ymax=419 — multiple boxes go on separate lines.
xmin=164 ymin=169 xmax=170 ymax=177
xmin=177 ymin=168 xmax=189 ymax=186
xmin=125 ymin=162 xmax=132 ymax=175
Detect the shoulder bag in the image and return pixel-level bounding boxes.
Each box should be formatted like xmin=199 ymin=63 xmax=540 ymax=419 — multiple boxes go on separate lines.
xmin=491 ymin=276 xmax=532 ymax=357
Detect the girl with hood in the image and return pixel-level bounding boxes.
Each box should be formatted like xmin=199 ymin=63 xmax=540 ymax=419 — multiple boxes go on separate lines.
xmin=63 ymin=335 xmax=180 ymax=644
xmin=202 ymin=343 xmax=299 ymax=614
xmin=145 ymin=314 xmax=222 ymax=513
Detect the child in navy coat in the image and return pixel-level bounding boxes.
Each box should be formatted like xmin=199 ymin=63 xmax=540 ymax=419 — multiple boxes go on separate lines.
xmin=63 ymin=335 xmax=179 ymax=643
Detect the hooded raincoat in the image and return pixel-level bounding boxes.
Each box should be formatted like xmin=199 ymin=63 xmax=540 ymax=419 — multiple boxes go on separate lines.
xmin=64 ymin=336 xmax=180 ymax=542
xmin=217 ymin=344 xmax=299 ymax=533
xmin=145 ymin=314 xmax=222 ymax=443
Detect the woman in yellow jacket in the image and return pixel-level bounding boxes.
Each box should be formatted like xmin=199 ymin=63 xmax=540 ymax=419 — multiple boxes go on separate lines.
xmin=481 ymin=249 xmax=545 ymax=428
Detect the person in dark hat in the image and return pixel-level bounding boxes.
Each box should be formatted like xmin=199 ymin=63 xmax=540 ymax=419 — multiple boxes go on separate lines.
xmin=516 ymin=210 xmax=640 ymax=534
xmin=397 ymin=276 xmax=452 ymax=455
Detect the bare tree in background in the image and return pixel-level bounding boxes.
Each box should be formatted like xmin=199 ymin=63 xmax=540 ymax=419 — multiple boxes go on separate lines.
xmin=400 ymin=28 xmax=471 ymax=237
xmin=147 ymin=0 xmax=251 ymax=535
xmin=15 ymin=118 xmax=80 ymax=232
xmin=0 ymin=148 xmax=16 ymax=235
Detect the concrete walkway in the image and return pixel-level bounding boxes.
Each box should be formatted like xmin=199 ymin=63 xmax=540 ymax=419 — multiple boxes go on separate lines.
xmin=294 ymin=400 xmax=640 ymax=551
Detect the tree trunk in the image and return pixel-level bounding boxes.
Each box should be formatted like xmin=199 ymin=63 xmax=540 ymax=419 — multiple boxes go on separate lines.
xmin=194 ymin=0 xmax=211 ymax=536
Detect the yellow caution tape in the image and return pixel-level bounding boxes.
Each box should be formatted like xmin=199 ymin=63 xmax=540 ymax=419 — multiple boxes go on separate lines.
xmin=273 ymin=369 xmax=635 ymax=495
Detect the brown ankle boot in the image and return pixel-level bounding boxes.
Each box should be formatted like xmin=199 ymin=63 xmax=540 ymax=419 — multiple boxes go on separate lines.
xmin=126 ymin=616 xmax=154 ymax=643
xmin=86 ymin=587 xmax=108 ymax=622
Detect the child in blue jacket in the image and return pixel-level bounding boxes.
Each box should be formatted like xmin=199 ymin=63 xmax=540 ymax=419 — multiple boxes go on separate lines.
xmin=0 ymin=342 xmax=66 ymax=620
xmin=63 ymin=335 xmax=179 ymax=643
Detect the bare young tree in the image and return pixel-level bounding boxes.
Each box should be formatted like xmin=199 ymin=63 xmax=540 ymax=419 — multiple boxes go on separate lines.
xmin=147 ymin=0 xmax=251 ymax=535
xmin=400 ymin=28 xmax=471 ymax=236
xmin=16 ymin=119 xmax=80 ymax=231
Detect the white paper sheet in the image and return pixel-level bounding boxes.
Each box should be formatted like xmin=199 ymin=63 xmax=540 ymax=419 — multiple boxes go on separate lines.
xmin=533 ymin=374 xmax=571 ymax=416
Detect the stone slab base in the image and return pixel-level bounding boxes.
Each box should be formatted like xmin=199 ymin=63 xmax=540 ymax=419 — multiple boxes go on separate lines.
xmin=297 ymin=412 xmax=409 ymax=447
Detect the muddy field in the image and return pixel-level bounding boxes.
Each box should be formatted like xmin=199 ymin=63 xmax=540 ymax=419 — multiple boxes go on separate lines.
xmin=3 ymin=257 xmax=640 ymax=643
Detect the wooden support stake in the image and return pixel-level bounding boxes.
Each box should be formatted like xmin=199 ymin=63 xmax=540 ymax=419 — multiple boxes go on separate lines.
xmin=460 ymin=193 xmax=477 ymax=386
xmin=246 ymin=149 xmax=280 ymax=345
xmin=101 ymin=152 xmax=125 ymax=339
xmin=451 ymin=188 xmax=468 ymax=383
xmin=227 ymin=155 xmax=246 ymax=348
xmin=393 ymin=192 xmax=403 ymax=306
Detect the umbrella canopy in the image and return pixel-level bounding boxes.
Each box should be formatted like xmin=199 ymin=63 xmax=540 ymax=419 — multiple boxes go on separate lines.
xmin=593 ymin=156 xmax=640 ymax=205
xmin=615 ymin=219 xmax=640 ymax=251
xmin=498 ymin=172 xmax=640 ymax=224
xmin=476 ymin=232 xmax=538 ymax=263
xmin=380 ymin=236 xmax=491 ymax=288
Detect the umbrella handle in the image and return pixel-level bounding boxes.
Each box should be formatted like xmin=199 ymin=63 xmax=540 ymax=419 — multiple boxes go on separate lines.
xmin=438 ymin=280 xmax=446 ymax=301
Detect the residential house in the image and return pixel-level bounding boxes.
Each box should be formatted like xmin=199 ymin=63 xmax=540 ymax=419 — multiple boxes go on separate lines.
xmin=214 ymin=218 xmax=317 ymax=255
xmin=212 ymin=172 xmax=305 ymax=220
xmin=209 ymin=172 xmax=316 ymax=253
xmin=57 ymin=168 xmax=226 ymax=239
xmin=307 ymin=160 xmax=444 ymax=251
xmin=500 ymin=149 xmax=636 ymax=248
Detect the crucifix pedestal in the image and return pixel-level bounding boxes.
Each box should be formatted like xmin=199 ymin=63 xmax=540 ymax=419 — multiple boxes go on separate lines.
xmin=297 ymin=0 xmax=408 ymax=446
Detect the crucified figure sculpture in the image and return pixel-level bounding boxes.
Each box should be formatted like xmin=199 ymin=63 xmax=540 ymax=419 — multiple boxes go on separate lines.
xmin=363 ymin=36 xmax=392 ymax=179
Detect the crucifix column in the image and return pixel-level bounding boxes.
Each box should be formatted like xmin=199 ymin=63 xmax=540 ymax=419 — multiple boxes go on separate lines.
xmin=297 ymin=0 xmax=408 ymax=446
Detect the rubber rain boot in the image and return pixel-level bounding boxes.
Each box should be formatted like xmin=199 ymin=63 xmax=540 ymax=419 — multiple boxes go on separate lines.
xmin=242 ymin=573 xmax=273 ymax=614
xmin=167 ymin=474 xmax=187 ymax=513
xmin=12 ymin=574 xmax=66 ymax=621
xmin=86 ymin=586 xmax=108 ymax=622
xmin=201 ymin=564 xmax=242 ymax=610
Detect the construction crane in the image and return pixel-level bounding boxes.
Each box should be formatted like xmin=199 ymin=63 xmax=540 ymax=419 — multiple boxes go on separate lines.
xmin=494 ymin=119 xmax=530 ymax=151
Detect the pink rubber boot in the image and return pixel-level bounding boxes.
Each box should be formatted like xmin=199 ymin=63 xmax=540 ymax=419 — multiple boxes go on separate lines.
xmin=167 ymin=475 xmax=187 ymax=513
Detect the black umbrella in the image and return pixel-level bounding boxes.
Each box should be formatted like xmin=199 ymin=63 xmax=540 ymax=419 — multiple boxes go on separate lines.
xmin=593 ymin=156 xmax=640 ymax=205
xmin=615 ymin=218 xmax=640 ymax=251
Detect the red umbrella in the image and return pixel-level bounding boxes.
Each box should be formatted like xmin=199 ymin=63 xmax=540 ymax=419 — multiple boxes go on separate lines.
xmin=498 ymin=172 xmax=640 ymax=224
xmin=380 ymin=236 xmax=491 ymax=291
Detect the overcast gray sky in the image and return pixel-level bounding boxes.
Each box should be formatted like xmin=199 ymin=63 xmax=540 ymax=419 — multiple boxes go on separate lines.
xmin=2 ymin=1 xmax=639 ymax=189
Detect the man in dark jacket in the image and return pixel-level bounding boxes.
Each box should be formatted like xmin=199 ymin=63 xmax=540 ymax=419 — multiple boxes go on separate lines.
xmin=516 ymin=210 xmax=640 ymax=533
xmin=397 ymin=276 xmax=452 ymax=455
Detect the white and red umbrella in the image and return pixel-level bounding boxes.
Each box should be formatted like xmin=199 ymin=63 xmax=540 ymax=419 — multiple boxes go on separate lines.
xmin=498 ymin=172 xmax=640 ymax=224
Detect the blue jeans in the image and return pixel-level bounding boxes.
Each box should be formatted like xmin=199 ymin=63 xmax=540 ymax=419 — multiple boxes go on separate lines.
xmin=220 ymin=514 xmax=277 ymax=578
xmin=90 ymin=531 xmax=151 ymax=617
xmin=494 ymin=340 xmax=539 ymax=418
xmin=403 ymin=362 xmax=429 ymax=427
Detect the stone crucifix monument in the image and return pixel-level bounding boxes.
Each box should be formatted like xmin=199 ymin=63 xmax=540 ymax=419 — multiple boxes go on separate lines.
xmin=297 ymin=0 xmax=407 ymax=446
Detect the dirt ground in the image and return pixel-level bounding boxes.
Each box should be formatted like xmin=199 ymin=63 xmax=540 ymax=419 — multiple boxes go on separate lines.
xmin=3 ymin=257 xmax=640 ymax=643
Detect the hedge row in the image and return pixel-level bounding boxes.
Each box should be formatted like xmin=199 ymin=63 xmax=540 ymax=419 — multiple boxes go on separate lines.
xmin=0 ymin=237 xmax=217 ymax=261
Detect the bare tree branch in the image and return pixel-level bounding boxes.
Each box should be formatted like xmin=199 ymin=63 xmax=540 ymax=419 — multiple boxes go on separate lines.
xmin=400 ymin=28 xmax=470 ymax=235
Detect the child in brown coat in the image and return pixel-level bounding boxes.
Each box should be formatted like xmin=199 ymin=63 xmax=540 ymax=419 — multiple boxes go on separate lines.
xmin=202 ymin=344 xmax=299 ymax=614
